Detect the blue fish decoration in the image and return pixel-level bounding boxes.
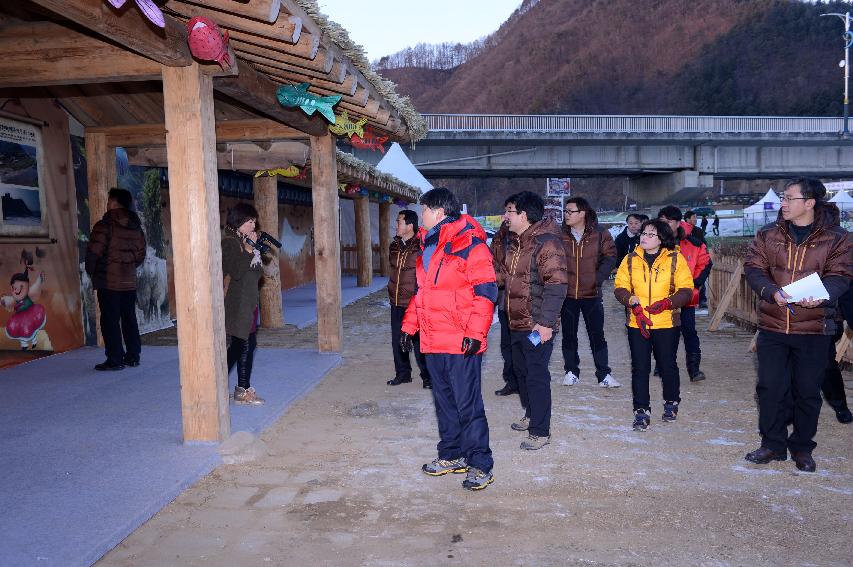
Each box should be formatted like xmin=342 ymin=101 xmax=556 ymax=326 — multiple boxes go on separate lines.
xmin=276 ymin=83 xmax=342 ymax=124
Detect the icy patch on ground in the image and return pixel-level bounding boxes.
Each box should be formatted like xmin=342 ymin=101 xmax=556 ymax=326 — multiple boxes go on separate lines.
xmin=707 ymin=438 xmax=746 ymax=446
xmin=731 ymin=465 xmax=783 ymax=475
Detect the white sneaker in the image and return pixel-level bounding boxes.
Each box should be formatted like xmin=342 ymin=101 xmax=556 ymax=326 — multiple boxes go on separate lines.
xmin=599 ymin=375 xmax=622 ymax=388
xmin=562 ymin=371 xmax=579 ymax=386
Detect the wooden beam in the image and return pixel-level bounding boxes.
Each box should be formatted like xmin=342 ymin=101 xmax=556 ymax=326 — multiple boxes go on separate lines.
xmin=162 ymin=62 xmax=230 ymax=443
xmin=254 ymin=175 xmax=284 ymax=328
xmin=166 ymin=1 xmax=300 ymax=43
xmin=228 ymin=27 xmax=319 ymax=59
xmin=127 ymin=140 xmax=309 ymax=169
xmin=354 ymin=195 xmax=372 ymax=287
xmin=29 ymin=0 xmax=193 ymax=67
xmin=232 ymin=41 xmax=333 ymax=73
xmin=170 ymin=0 xmax=282 ymax=22
xmin=0 ymin=20 xmax=163 ymax=87
xmin=310 ymin=133 xmax=342 ymax=352
xmin=836 ymin=326 xmax=852 ymax=363
xmin=379 ymin=201 xmax=392 ymax=277
xmin=214 ymin=59 xmax=327 ymax=136
xmin=84 ymin=131 xmax=116 ymax=348
xmin=88 ymin=118 xmax=307 ymax=147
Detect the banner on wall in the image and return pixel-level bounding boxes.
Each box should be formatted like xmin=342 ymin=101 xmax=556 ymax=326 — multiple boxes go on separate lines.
xmin=546 ymin=177 xmax=571 ymax=197
xmin=0 ymin=115 xmax=49 ymax=238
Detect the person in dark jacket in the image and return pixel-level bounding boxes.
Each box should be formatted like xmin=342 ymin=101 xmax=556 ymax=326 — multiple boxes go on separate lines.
xmin=822 ymin=281 xmax=853 ymax=423
xmin=743 ymin=178 xmax=853 ymax=472
xmin=498 ymin=191 xmax=568 ymax=451
xmin=614 ymin=213 xmax=646 ymax=269
xmin=222 ymin=203 xmax=266 ymax=405
xmin=387 ymin=209 xmax=431 ymax=389
xmin=560 ymin=197 xmax=619 ymax=388
xmin=85 ymin=188 xmax=146 ymax=371
xmin=712 ymin=214 xmax=720 ymax=236
xmin=491 ymin=195 xmax=519 ymax=397
xmin=401 ymin=188 xmax=498 ymax=491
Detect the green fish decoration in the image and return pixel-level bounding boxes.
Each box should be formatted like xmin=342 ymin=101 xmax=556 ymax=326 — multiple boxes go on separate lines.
xmin=276 ymin=83 xmax=341 ymax=123
xmin=329 ymin=110 xmax=368 ymax=139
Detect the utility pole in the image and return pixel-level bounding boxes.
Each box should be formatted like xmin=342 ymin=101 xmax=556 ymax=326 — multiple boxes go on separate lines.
xmin=822 ymin=12 xmax=852 ymax=134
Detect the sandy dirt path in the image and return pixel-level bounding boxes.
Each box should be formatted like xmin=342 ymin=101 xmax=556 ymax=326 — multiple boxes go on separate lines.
xmin=101 ymin=281 xmax=853 ymax=566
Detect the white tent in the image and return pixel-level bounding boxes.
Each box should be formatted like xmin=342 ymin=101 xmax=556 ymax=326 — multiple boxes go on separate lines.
xmin=376 ymin=143 xmax=433 ymax=193
xmin=743 ymin=189 xmax=781 ymax=214
xmin=829 ymin=190 xmax=853 ymax=204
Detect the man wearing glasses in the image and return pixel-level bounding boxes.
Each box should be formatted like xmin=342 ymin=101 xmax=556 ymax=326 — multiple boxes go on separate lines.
xmin=559 ymin=197 xmax=620 ymax=388
xmin=744 ymin=178 xmax=852 ymax=473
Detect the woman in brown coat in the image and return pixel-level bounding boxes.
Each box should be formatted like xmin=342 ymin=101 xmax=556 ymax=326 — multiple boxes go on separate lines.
xmin=222 ymin=203 xmax=265 ymax=405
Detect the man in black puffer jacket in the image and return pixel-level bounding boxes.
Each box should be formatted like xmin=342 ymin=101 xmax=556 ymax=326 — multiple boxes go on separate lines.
xmin=822 ymin=281 xmax=853 ymax=423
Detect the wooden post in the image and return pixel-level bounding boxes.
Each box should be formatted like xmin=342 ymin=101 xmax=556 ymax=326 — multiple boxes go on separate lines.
xmin=310 ymin=133 xmax=342 ymax=352
xmin=379 ymin=201 xmax=392 ymax=277
xmin=162 ymin=63 xmax=230 ymax=443
xmin=254 ymin=175 xmax=284 ymax=328
xmin=708 ymin=260 xmax=743 ymax=331
xmin=836 ymin=325 xmax=852 ymax=363
xmin=354 ymin=195 xmax=372 ymax=287
xmin=84 ymin=131 xmax=115 ymax=347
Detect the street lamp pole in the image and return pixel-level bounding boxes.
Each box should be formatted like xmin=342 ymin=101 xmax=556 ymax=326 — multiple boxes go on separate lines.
xmin=822 ymin=12 xmax=853 ymax=134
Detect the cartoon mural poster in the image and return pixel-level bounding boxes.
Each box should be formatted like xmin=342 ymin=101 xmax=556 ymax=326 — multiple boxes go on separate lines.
xmin=1 ymin=249 xmax=52 ymax=351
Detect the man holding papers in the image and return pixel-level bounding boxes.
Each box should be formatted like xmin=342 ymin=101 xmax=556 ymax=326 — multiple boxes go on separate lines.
xmin=744 ymin=178 xmax=852 ymax=473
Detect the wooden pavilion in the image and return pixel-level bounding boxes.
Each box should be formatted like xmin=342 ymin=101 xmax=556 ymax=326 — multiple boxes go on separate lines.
xmin=0 ymin=0 xmax=427 ymax=442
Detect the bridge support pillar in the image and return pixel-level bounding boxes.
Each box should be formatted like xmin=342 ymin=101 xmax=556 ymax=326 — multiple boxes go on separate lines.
xmin=628 ymin=170 xmax=714 ymax=205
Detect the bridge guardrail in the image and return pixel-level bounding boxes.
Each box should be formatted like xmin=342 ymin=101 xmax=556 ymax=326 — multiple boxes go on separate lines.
xmin=423 ymin=114 xmax=845 ymax=134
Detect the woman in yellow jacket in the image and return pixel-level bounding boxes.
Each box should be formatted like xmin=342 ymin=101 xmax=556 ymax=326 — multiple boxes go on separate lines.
xmin=614 ymin=219 xmax=695 ymax=431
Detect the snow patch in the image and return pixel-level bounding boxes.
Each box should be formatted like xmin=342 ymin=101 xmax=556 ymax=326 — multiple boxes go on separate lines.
xmin=707 ymin=438 xmax=746 ymax=446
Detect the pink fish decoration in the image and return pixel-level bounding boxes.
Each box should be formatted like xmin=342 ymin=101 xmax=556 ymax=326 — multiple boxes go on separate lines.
xmin=186 ymin=16 xmax=232 ymax=69
xmin=105 ymin=0 xmax=165 ymax=28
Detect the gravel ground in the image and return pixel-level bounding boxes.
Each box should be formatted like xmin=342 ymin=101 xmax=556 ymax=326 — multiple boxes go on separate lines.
xmin=103 ymin=281 xmax=853 ymax=567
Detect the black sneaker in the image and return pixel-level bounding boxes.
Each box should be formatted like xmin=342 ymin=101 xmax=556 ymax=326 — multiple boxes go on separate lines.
xmin=123 ymin=356 xmax=140 ymax=367
xmin=422 ymin=379 xmax=432 ymax=390
xmin=632 ymin=409 xmax=650 ymax=431
xmin=386 ymin=376 xmax=412 ymax=386
xmin=662 ymin=401 xmax=679 ymax=422
xmin=494 ymin=384 xmax=518 ymax=396
xmin=836 ymin=407 xmax=853 ymax=424
xmin=95 ymin=360 xmax=125 ymax=371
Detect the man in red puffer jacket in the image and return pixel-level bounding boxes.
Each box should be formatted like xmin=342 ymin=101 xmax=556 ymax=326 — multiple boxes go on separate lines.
xmin=401 ymin=188 xmax=498 ymax=491
xmin=659 ymin=205 xmax=711 ymax=382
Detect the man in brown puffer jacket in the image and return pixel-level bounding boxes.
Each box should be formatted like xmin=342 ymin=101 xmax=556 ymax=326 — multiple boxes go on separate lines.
xmin=387 ymin=209 xmax=431 ymax=388
xmin=85 ymin=188 xmax=147 ymax=371
xmin=559 ymin=196 xmax=619 ymax=388
xmin=498 ymin=191 xmax=568 ymax=451
xmin=743 ymin=178 xmax=852 ymax=473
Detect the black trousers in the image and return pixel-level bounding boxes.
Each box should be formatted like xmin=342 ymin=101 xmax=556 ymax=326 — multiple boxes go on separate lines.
xmin=822 ymin=328 xmax=849 ymax=411
xmin=498 ymin=308 xmax=517 ymax=388
xmin=679 ymin=306 xmax=701 ymax=355
xmin=425 ymin=353 xmax=493 ymax=473
xmin=227 ymin=333 xmax=257 ymax=389
xmin=390 ymin=305 xmax=429 ymax=382
xmin=561 ymin=297 xmax=611 ymax=380
xmin=627 ymin=326 xmax=681 ymax=412
xmin=511 ymin=331 xmax=554 ymax=437
xmin=756 ymin=330 xmax=831 ymax=453
xmin=97 ymin=289 xmax=141 ymax=366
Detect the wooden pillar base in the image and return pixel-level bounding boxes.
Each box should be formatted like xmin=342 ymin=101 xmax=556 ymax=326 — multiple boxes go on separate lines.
xmin=354 ymin=195 xmax=372 ymax=287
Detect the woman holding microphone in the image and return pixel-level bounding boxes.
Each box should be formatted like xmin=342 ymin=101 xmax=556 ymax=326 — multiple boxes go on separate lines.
xmin=614 ymin=220 xmax=694 ymax=431
xmin=222 ymin=203 xmax=266 ymax=405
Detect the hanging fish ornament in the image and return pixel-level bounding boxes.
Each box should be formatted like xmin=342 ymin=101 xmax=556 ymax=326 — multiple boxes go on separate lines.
xmin=255 ymin=166 xmax=301 ymax=178
xmin=105 ymin=0 xmax=165 ymax=28
xmin=186 ymin=16 xmax=232 ymax=70
xmin=350 ymin=129 xmax=389 ymax=154
xmin=328 ymin=111 xmax=368 ymax=139
xmin=276 ymin=83 xmax=341 ymax=123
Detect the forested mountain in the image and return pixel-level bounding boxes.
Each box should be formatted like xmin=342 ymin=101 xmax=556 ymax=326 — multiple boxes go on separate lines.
xmin=375 ymin=0 xmax=851 ymax=211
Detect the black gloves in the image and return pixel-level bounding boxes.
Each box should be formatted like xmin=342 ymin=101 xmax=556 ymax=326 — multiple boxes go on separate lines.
xmin=400 ymin=332 xmax=413 ymax=352
xmin=461 ymin=337 xmax=482 ymax=356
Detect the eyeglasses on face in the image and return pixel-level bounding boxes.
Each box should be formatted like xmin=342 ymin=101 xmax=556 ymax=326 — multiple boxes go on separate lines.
xmin=640 ymin=232 xmax=659 ymax=238
xmin=564 ymin=209 xmax=581 ymax=215
xmin=505 ymin=209 xmax=520 ymax=215
xmin=778 ymin=194 xmax=809 ymax=203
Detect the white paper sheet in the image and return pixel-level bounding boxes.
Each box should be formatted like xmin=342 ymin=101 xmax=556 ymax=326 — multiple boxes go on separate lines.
xmin=781 ymin=272 xmax=830 ymax=302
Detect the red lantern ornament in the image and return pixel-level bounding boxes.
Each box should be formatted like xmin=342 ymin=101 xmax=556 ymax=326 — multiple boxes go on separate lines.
xmin=186 ymin=17 xmax=232 ymax=69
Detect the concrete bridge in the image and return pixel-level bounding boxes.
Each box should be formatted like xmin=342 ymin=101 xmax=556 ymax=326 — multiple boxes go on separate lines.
xmin=379 ymin=114 xmax=853 ymax=202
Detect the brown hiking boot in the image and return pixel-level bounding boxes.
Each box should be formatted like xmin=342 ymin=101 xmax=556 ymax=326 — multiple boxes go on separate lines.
xmin=234 ymin=386 xmax=265 ymax=405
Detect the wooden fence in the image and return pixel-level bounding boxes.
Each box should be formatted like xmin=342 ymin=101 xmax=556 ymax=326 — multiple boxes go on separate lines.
xmin=341 ymin=244 xmax=381 ymax=275
xmin=707 ymin=253 xmax=852 ymax=364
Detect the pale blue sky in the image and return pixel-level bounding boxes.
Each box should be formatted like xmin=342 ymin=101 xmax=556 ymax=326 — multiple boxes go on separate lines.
xmin=316 ymin=0 xmax=522 ymax=61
